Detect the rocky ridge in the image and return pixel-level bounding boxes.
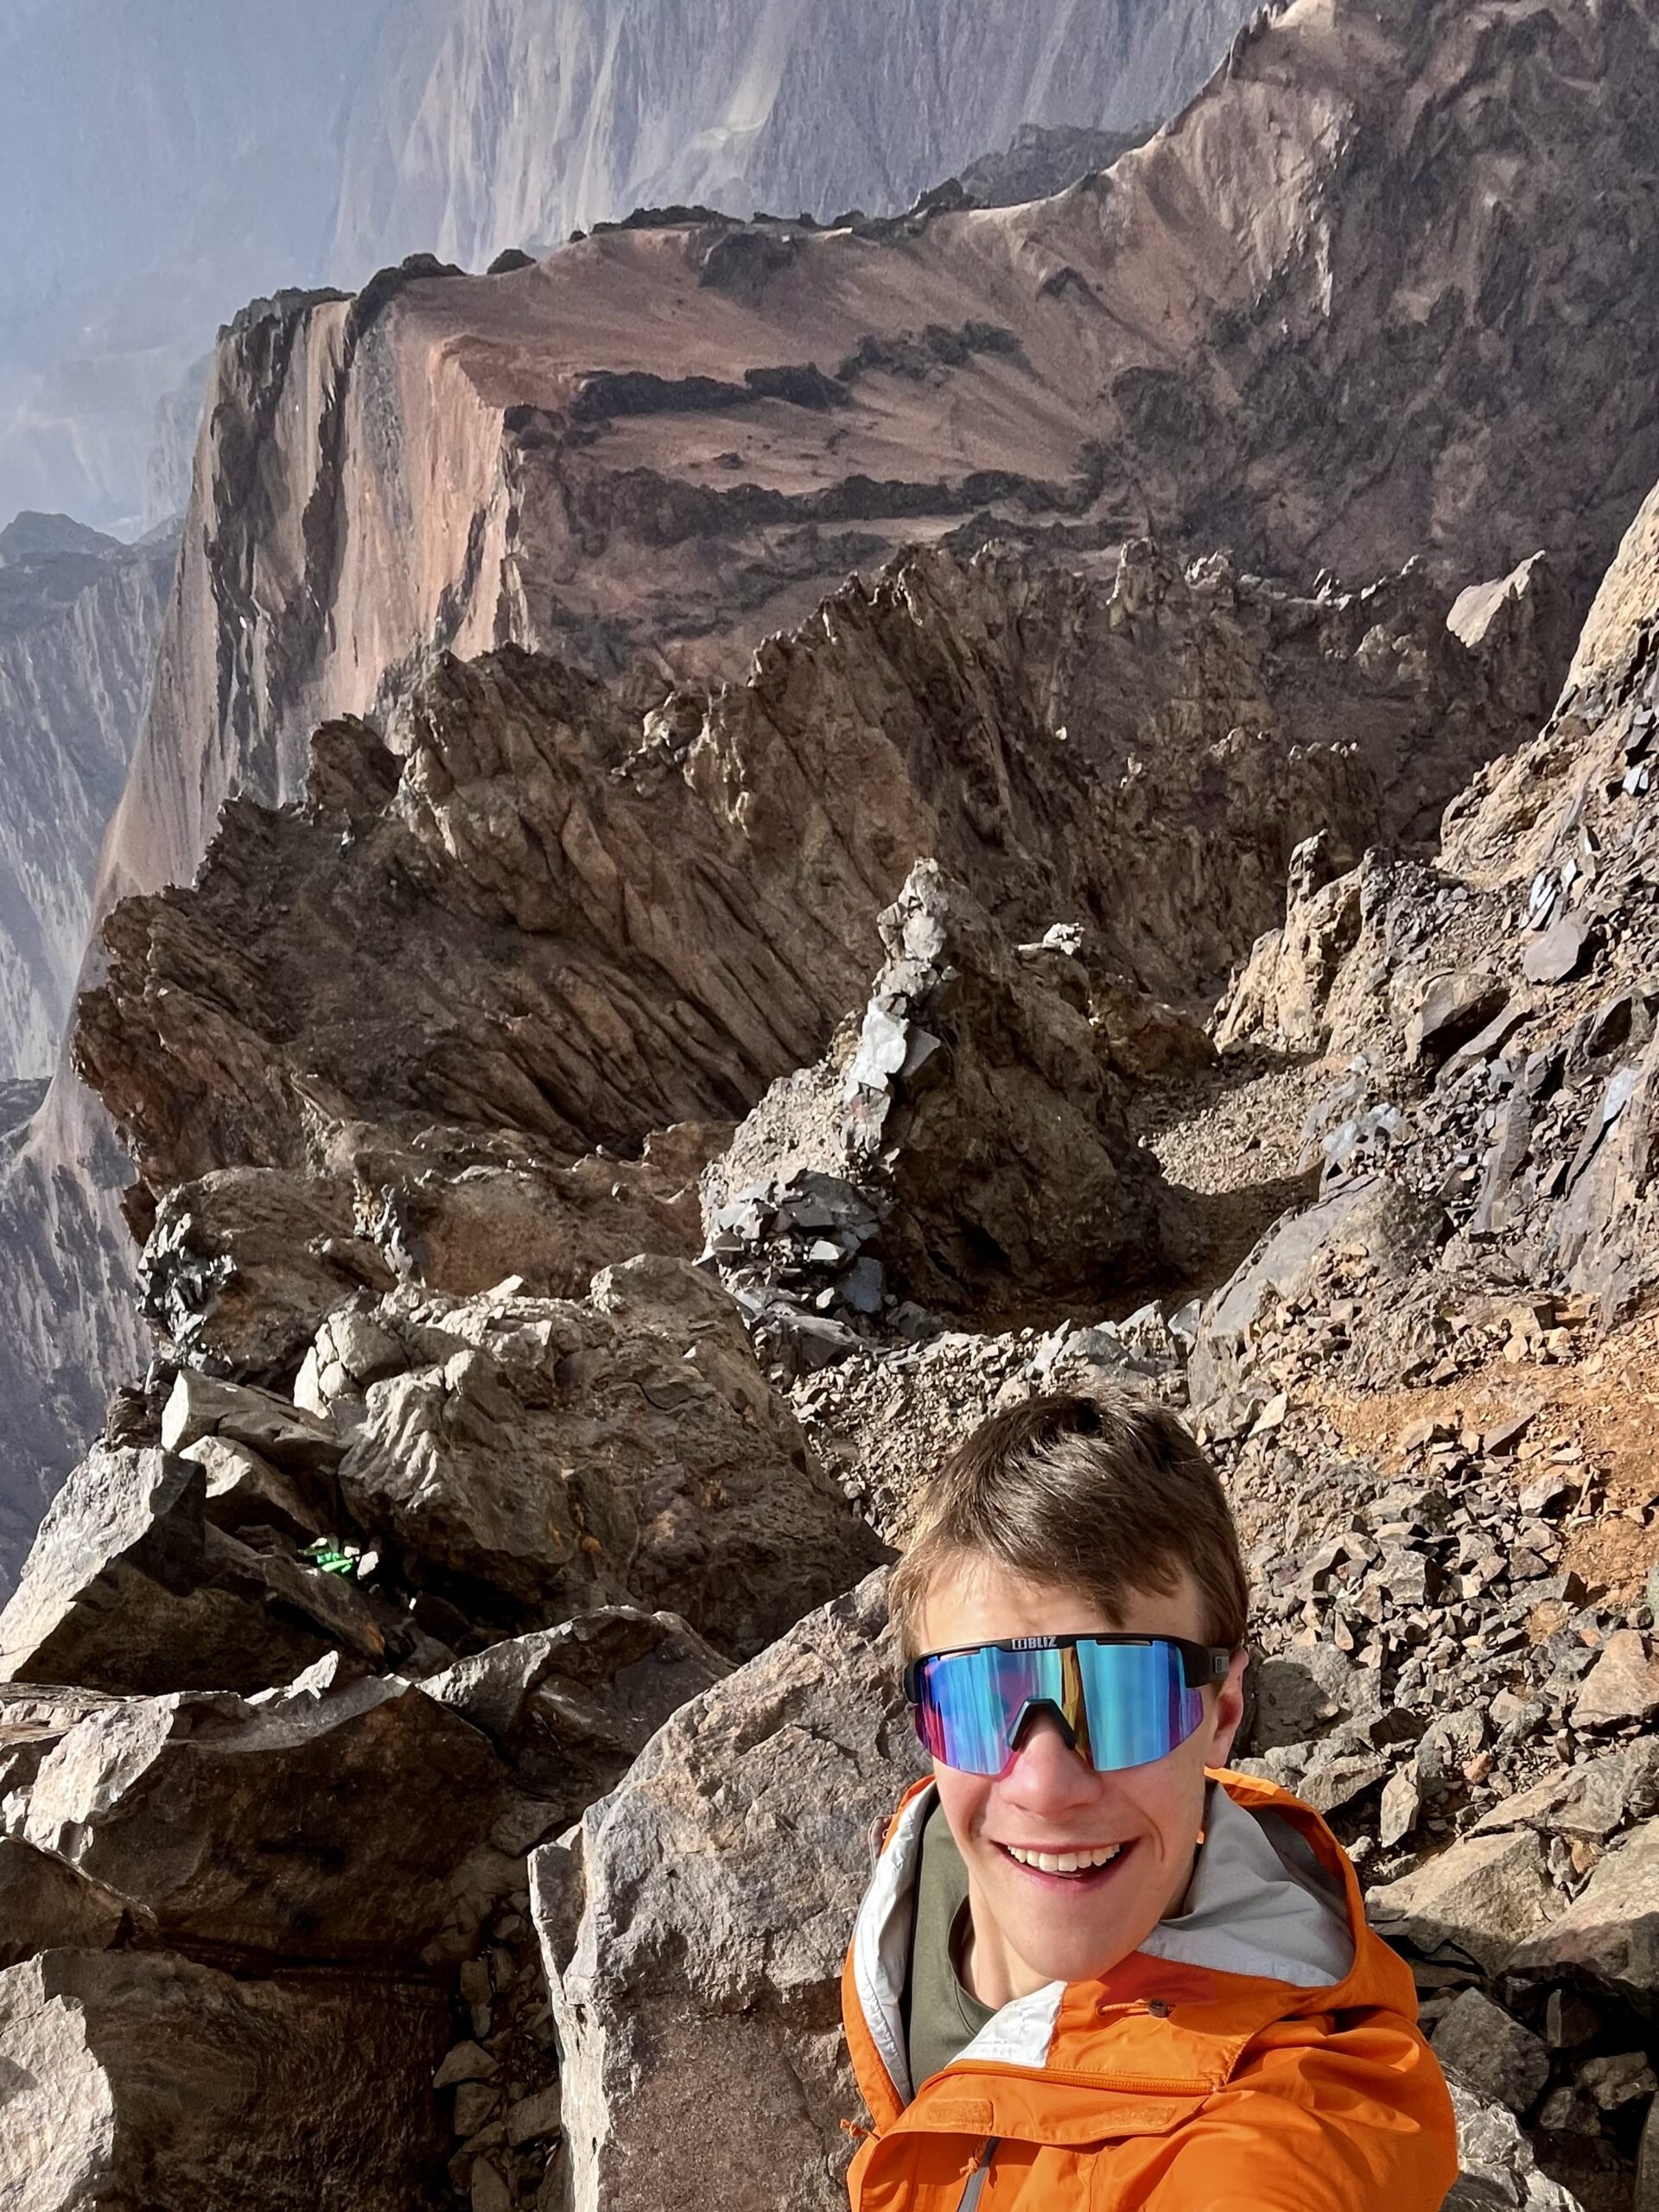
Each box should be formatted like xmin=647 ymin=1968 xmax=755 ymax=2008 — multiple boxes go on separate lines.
xmin=1 ymin=490 xmax=1654 ymax=2205
xmin=69 ymin=537 xmax=1556 ymax=1423
xmin=9 ymin=0 xmax=1656 ymax=1602
xmin=1 ymin=0 xmax=1249 ymax=528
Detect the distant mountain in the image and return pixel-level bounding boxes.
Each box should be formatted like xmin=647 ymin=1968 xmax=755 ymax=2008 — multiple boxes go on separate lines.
xmin=0 ymin=512 xmax=175 ymax=1077
xmin=0 ymin=0 xmax=1254 ymax=531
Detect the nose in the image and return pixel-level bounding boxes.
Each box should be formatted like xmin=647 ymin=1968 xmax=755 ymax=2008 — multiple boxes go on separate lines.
xmin=1001 ymin=1707 xmax=1102 ymax=1812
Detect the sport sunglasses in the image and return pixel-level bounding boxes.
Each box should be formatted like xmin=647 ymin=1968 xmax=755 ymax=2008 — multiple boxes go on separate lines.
xmin=902 ymin=1634 xmax=1234 ymax=1778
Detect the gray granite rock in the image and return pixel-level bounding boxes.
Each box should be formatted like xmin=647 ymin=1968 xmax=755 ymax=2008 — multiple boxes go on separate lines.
xmin=534 ymin=1570 xmax=924 ymax=2212
xmin=0 ymin=1946 xmax=449 ymax=2211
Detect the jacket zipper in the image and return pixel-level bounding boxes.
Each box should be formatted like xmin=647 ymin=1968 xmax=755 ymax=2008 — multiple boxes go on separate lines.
xmin=957 ymin=2137 xmax=1000 ymax=2210
xmin=920 ymin=2058 xmax=1216 ymax=2100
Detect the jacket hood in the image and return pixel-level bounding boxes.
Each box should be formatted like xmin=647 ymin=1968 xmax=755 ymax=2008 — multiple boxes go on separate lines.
xmin=846 ymin=1766 xmax=1417 ymax=2125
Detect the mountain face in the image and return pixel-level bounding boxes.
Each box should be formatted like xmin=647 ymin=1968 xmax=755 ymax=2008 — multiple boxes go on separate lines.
xmin=323 ymin=0 xmax=1249 ymax=265
xmin=87 ymin=0 xmax=1659 ymax=944
xmin=6 ymin=5 xmax=1659 ymax=2207
xmin=0 ymin=0 xmax=1253 ymax=531
xmin=0 ymin=514 xmax=175 ymax=1077
xmin=6 ymin=0 xmax=1659 ymax=1599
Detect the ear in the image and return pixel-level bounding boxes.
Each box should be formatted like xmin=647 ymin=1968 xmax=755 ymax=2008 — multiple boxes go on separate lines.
xmin=1203 ymin=1648 xmax=1249 ymax=1767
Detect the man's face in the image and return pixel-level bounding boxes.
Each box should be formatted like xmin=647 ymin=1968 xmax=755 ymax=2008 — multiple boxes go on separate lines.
xmin=919 ymin=1554 xmax=1247 ymax=2006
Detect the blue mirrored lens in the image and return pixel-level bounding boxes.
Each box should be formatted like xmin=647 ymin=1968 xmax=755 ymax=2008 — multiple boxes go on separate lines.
xmin=913 ymin=1640 xmax=1204 ymax=1777
xmin=915 ymin=1646 xmax=1062 ymax=1774
xmin=1074 ymin=1640 xmax=1205 ymax=1773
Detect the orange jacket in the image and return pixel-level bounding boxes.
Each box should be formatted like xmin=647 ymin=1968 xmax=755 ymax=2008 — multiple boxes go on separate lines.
xmin=841 ymin=1768 xmax=1458 ymax=2212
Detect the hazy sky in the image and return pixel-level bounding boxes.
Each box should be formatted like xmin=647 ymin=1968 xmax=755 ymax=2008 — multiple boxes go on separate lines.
xmin=0 ymin=1 xmax=396 ymax=531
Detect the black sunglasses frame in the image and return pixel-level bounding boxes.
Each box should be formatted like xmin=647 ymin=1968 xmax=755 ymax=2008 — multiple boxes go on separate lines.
xmin=901 ymin=1631 xmax=1235 ymax=1704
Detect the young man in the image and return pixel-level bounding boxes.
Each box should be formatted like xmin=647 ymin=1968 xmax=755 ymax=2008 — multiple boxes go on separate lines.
xmin=841 ymin=1392 xmax=1458 ymax=2210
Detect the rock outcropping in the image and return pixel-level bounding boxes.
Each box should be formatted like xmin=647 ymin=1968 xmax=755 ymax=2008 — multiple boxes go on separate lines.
xmin=57 ymin=539 xmax=1557 ymax=1465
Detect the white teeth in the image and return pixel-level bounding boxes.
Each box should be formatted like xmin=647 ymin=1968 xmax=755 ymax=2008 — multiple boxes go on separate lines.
xmin=1004 ymin=1842 xmax=1123 ymax=1874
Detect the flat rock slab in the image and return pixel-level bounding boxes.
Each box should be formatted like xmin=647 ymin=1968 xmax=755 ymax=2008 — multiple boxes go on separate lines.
xmin=1571 ymin=1630 xmax=1659 ymax=1728
xmin=0 ymin=1947 xmax=449 ymax=2212
xmin=1473 ymin=1740 xmax=1659 ymax=1842
xmin=1522 ymin=917 xmax=1592 ymax=986
xmin=161 ymin=1368 xmax=344 ymax=1472
xmin=1432 ymin=1988 xmax=1549 ymax=2113
xmin=423 ymin=1605 xmax=729 ymax=1821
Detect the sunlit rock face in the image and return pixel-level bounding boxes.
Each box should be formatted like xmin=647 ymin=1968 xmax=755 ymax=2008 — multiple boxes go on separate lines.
xmin=0 ymin=0 xmax=1253 ymax=530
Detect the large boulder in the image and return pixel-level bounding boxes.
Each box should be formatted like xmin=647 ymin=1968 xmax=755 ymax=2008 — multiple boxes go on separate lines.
xmin=1432 ymin=1990 xmax=1550 ymax=2116
xmin=327 ymin=1258 xmax=883 ymax=1656
xmin=0 ymin=1447 xmax=369 ymax=1694
xmin=20 ymin=1656 xmax=512 ymax=1967
xmin=0 ymin=1947 xmax=450 ymax=2212
xmin=533 ymin=1571 xmax=925 ymax=2212
xmin=423 ymin=1605 xmax=730 ymax=1827
xmin=1187 ymin=1175 xmax=1445 ymax=1419
xmin=1365 ymin=1829 xmax=1555 ymax=1978
xmin=1507 ymin=1816 xmax=1659 ymax=2018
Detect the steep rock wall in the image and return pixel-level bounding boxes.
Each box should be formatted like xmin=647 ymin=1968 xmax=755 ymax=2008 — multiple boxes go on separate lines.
xmin=0 ymin=0 xmax=1251 ymax=528
xmin=92 ymin=0 xmax=1659 ymax=952
xmin=0 ymin=518 xmax=174 ymax=1077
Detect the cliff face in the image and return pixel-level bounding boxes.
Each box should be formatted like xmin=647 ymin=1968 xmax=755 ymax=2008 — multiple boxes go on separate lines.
xmin=0 ymin=0 xmax=1250 ymax=529
xmin=0 ymin=1081 xmax=147 ymax=1581
xmin=91 ymin=0 xmax=1659 ymax=960
xmin=0 ymin=509 xmax=172 ymax=1581
xmin=327 ymin=0 xmax=1249 ymax=268
xmin=0 ymin=514 xmax=174 ymax=1077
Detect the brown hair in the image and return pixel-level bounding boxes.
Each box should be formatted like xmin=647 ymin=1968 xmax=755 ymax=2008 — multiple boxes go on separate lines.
xmin=887 ymin=1390 xmax=1249 ymax=1660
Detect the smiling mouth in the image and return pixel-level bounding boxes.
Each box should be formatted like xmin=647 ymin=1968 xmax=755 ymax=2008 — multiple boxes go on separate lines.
xmin=998 ymin=1840 xmax=1133 ymax=1884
